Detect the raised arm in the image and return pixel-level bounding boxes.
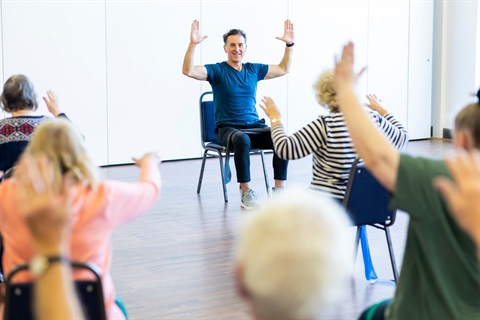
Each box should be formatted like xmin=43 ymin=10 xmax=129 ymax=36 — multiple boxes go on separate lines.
xmin=260 ymin=96 xmax=323 ymax=160
xmin=264 ymin=20 xmax=294 ymax=80
xmin=43 ymin=90 xmax=63 ymax=117
xmin=182 ymin=19 xmax=208 ymax=80
xmin=334 ymin=42 xmax=400 ymax=192
xmin=366 ymin=94 xmax=409 ymax=150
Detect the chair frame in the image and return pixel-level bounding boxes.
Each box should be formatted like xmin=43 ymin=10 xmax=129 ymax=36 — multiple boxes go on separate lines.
xmin=4 ymin=261 xmax=107 ymax=320
xmin=197 ymin=91 xmax=270 ymax=202
xmin=343 ymin=158 xmax=399 ymax=283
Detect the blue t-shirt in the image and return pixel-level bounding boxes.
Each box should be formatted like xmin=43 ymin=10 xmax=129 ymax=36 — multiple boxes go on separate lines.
xmin=205 ymin=62 xmax=268 ymax=126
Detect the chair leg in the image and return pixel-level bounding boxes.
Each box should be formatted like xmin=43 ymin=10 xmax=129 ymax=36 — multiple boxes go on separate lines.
xmin=217 ymin=151 xmax=228 ymax=202
xmin=197 ymin=151 xmax=208 ymax=194
xmin=385 ymin=227 xmax=399 ymax=283
xmin=353 ymin=226 xmax=361 ymax=272
xmin=260 ymin=151 xmax=270 ymax=196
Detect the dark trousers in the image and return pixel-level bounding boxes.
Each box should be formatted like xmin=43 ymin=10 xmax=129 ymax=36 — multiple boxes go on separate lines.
xmin=216 ymin=124 xmax=288 ymax=183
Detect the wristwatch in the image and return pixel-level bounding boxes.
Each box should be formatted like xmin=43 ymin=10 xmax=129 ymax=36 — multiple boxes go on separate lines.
xmin=29 ymin=255 xmax=69 ymax=277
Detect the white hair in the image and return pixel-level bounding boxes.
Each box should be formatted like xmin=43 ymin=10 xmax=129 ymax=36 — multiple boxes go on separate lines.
xmin=236 ymin=189 xmax=353 ymax=320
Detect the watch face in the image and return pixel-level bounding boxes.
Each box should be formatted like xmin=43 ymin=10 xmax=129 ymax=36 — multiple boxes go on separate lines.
xmin=30 ymin=255 xmax=50 ymax=277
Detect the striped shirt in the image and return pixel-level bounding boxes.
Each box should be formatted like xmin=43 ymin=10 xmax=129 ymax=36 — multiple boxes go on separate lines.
xmin=271 ymin=110 xmax=408 ymax=199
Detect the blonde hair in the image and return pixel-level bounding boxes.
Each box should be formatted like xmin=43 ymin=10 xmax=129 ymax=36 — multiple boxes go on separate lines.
xmin=312 ymin=69 xmax=339 ymax=112
xmin=24 ymin=118 xmax=98 ymax=188
xmin=236 ymin=190 xmax=352 ymax=320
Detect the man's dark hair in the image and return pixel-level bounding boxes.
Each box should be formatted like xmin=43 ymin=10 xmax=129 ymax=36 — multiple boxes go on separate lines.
xmin=223 ymin=29 xmax=247 ymax=44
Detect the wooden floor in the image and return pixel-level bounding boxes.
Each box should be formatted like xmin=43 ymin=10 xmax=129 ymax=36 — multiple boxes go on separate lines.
xmin=102 ymin=139 xmax=453 ymax=320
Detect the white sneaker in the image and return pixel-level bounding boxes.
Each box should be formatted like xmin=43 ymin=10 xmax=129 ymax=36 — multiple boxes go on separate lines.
xmin=241 ymin=189 xmax=260 ymax=210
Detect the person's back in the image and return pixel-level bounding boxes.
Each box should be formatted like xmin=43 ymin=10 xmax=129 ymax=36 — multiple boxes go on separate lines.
xmin=261 ymin=70 xmax=408 ymax=198
xmin=0 ymin=74 xmax=67 ymax=172
xmin=0 ymin=119 xmax=161 ymax=319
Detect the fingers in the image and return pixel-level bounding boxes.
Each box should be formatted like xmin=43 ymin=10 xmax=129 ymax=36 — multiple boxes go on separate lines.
xmin=191 ymin=19 xmax=199 ymax=30
xmin=341 ymin=42 xmax=354 ymax=65
xmin=355 ymin=66 xmax=367 ymax=81
xmin=445 ymin=149 xmax=480 ymax=187
xmin=284 ymin=19 xmax=293 ymax=31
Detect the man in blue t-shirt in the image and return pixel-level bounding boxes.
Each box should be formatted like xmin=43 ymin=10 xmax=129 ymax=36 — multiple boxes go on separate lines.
xmin=183 ymin=19 xmax=294 ymax=209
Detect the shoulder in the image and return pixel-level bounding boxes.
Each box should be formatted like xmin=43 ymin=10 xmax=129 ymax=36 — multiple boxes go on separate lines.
xmin=399 ymin=154 xmax=448 ymax=177
xmin=245 ymin=62 xmax=268 ymax=71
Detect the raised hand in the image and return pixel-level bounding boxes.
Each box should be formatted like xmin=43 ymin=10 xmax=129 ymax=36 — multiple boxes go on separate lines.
xmin=333 ymin=42 xmax=356 ymax=92
xmin=190 ymin=19 xmax=208 ymax=45
xmin=434 ymin=150 xmax=480 ymax=245
xmin=259 ymin=97 xmax=282 ymax=123
xmin=132 ymin=152 xmax=162 ymax=167
xmin=366 ymin=94 xmax=388 ymax=116
xmin=43 ymin=90 xmax=62 ymax=117
xmin=276 ymin=19 xmax=294 ymax=45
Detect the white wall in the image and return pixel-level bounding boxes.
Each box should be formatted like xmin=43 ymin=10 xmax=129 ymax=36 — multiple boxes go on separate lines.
xmin=432 ymin=0 xmax=479 ymax=137
xmin=0 ymin=0 xmax=435 ymax=165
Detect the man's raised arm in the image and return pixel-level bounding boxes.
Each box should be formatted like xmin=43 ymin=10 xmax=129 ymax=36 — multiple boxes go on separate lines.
xmin=265 ymin=19 xmax=295 ymax=80
xmin=182 ymin=19 xmax=208 ymax=80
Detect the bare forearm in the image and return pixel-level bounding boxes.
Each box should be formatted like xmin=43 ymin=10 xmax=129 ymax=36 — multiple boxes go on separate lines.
xmin=182 ymin=43 xmax=197 ymax=76
xmin=35 ymin=263 xmax=84 ymax=319
xmin=278 ymin=46 xmax=293 ymax=74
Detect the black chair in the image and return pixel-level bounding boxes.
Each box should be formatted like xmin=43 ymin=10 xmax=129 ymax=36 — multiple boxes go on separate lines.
xmin=343 ymin=158 xmax=399 ymax=283
xmin=4 ymin=261 xmax=107 ymax=320
xmin=197 ymin=91 xmax=270 ymax=202
xmin=0 ymin=166 xmax=15 ymax=182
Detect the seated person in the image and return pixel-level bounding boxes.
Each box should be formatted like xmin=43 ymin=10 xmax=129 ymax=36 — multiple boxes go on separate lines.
xmin=333 ymin=42 xmax=479 ymax=320
xmin=13 ymin=154 xmax=84 ymax=319
xmin=235 ymin=190 xmax=352 ymax=320
xmin=0 ymin=74 xmax=68 ymax=173
xmin=0 ymin=118 xmax=161 ymax=319
xmin=182 ymin=19 xmax=294 ymax=209
xmin=259 ymin=69 xmax=408 ymax=199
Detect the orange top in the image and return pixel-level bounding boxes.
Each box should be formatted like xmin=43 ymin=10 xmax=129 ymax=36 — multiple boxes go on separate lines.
xmin=0 ymin=161 xmax=161 ymax=319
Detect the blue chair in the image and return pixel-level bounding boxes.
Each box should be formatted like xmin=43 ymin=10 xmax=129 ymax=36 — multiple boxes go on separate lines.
xmin=343 ymin=158 xmax=399 ymax=283
xmin=4 ymin=261 xmax=107 ymax=320
xmin=197 ymin=91 xmax=270 ymax=202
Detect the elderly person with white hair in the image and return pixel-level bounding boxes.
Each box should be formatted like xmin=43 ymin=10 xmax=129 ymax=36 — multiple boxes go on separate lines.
xmin=235 ymin=190 xmax=352 ymax=320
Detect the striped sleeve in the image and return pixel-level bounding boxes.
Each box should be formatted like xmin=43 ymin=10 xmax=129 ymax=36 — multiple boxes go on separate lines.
xmin=378 ymin=113 xmax=409 ymax=150
xmin=271 ymin=118 xmax=326 ymax=160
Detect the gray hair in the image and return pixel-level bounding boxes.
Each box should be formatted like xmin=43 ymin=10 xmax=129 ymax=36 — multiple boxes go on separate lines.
xmin=236 ymin=189 xmax=352 ymax=320
xmin=223 ymin=29 xmax=247 ymax=44
xmin=0 ymin=74 xmax=38 ymax=113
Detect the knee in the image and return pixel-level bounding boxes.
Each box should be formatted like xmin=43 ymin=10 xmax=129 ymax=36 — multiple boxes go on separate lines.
xmin=232 ymin=133 xmax=251 ymax=148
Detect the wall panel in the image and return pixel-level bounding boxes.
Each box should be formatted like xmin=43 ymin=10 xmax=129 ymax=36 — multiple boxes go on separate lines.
xmin=288 ymin=0 xmax=369 ymax=134
xmin=367 ymin=0 xmax=409 ymax=133
xmin=2 ymin=0 xmax=108 ymax=165
xmin=106 ymin=0 xmax=201 ymax=164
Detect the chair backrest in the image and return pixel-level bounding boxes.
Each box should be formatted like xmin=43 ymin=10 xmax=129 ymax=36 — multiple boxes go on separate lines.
xmin=1 ymin=166 xmax=15 ymax=182
xmin=4 ymin=261 xmax=106 ymax=320
xmin=342 ymin=158 xmax=396 ymax=226
xmin=199 ymin=91 xmax=216 ymax=146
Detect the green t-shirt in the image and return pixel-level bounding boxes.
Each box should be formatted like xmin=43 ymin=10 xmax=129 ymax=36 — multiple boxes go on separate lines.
xmin=386 ymin=154 xmax=480 ymax=320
